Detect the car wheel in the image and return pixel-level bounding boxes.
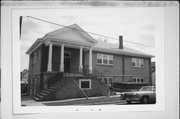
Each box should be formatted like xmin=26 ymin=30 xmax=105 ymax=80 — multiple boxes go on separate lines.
xmin=127 ymin=101 xmax=131 ymax=104
xmin=141 ymin=97 xmax=149 ymax=104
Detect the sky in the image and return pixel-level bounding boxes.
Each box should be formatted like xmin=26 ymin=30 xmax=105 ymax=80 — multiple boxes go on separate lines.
xmin=20 ymin=7 xmax=158 ymax=71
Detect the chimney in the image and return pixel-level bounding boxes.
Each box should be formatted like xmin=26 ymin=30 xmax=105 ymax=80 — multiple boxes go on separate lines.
xmin=119 ymin=35 xmax=123 ymax=49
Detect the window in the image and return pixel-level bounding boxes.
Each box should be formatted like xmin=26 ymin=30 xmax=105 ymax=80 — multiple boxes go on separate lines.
xmin=152 ymin=86 xmax=156 ymax=92
xmin=137 ymin=78 xmax=140 ymax=83
xmin=101 ymin=77 xmax=113 ymax=85
xmin=103 ymin=55 xmax=108 ymax=64
xmin=103 ymin=78 xmax=108 ymax=84
xmin=79 ymin=79 xmax=91 ymax=90
xmin=108 ymin=78 xmax=113 ymax=85
xmin=132 ymin=77 xmax=144 ymax=83
xmin=133 ymin=78 xmax=136 ymax=82
xmin=97 ymin=54 xmax=103 ymax=64
xmin=97 ymin=53 xmax=113 ymax=65
xmin=109 ymin=55 xmax=113 ymax=65
xmin=132 ymin=58 xmax=144 ymax=68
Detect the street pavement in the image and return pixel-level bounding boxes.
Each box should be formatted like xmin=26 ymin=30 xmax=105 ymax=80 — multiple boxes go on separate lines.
xmin=21 ymin=95 xmax=127 ymax=106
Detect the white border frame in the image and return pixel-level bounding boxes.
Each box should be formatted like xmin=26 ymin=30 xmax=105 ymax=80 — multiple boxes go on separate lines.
xmin=11 ymin=7 xmax=165 ymax=114
xmin=1 ymin=2 xmax=179 ymax=118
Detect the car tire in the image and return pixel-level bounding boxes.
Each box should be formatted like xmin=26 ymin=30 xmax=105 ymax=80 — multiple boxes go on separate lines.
xmin=141 ymin=97 xmax=149 ymax=104
xmin=127 ymin=101 xmax=131 ymax=104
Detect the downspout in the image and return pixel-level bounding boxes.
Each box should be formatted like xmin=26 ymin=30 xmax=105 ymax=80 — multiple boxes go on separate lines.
xmin=149 ymin=58 xmax=152 ymax=86
xmin=122 ymin=55 xmax=125 ymax=82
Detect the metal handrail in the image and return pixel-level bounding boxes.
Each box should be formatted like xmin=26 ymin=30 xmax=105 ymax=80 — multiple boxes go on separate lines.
xmin=71 ymin=78 xmax=88 ymax=99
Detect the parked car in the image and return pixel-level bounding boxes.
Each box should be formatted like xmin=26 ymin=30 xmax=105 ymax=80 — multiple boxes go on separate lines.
xmin=121 ymin=86 xmax=156 ymax=104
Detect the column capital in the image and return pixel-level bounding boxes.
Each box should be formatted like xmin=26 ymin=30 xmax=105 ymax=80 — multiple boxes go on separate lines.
xmin=61 ymin=44 xmax=65 ymax=46
xmin=80 ymin=46 xmax=84 ymax=49
xmin=45 ymin=40 xmax=52 ymax=46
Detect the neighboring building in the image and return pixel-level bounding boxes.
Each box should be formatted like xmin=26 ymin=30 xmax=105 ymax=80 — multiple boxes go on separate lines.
xmin=151 ymin=62 xmax=156 ymax=86
xmin=21 ymin=69 xmax=28 ymax=94
xmin=26 ymin=24 xmax=153 ymax=101
xmin=21 ymin=69 xmax=28 ymax=84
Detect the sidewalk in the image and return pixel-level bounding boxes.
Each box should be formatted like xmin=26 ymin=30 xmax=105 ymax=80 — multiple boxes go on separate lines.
xmin=21 ymin=96 xmax=44 ymax=106
xmin=21 ymin=94 xmax=125 ymax=106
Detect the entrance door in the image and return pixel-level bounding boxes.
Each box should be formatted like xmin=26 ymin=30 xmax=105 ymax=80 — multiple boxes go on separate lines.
xmin=64 ymin=51 xmax=71 ymax=73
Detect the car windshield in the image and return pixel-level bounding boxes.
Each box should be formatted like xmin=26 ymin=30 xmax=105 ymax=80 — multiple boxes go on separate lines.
xmin=139 ymin=86 xmax=152 ymax=91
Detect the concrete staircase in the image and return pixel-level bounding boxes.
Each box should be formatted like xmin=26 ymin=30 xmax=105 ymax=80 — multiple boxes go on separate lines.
xmin=33 ymin=81 xmax=64 ymax=101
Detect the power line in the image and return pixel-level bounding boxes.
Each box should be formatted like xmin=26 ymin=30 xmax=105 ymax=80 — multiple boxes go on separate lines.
xmin=26 ymin=16 xmax=155 ymax=48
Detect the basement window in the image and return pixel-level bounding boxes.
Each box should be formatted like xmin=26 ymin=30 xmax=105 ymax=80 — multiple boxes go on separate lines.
xmin=132 ymin=77 xmax=144 ymax=83
xmin=79 ymin=79 xmax=91 ymax=90
xmin=101 ymin=77 xmax=113 ymax=85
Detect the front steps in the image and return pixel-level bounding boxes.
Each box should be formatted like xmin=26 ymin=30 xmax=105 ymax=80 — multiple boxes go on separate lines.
xmin=33 ymin=82 xmax=64 ymax=101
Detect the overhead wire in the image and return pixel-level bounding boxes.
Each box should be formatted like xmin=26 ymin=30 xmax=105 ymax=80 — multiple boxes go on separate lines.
xmin=26 ymin=16 xmax=155 ymax=48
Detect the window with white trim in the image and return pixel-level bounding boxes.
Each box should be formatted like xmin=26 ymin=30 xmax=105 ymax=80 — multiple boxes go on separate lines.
xmin=109 ymin=55 xmax=113 ymax=65
xmin=79 ymin=79 xmax=91 ymax=90
xmin=101 ymin=77 xmax=113 ymax=85
xmin=132 ymin=77 xmax=144 ymax=83
xmin=97 ymin=54 xmax=103 ymax=64
xmin=97 ymin=53 xmax=113 ymax=65
xmin=132 ymin=58 xmax=144 ymax=68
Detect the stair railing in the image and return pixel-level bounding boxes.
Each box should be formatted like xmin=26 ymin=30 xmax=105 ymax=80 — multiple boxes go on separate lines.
xmin=71 ymin=78 xmax=88 ymax=99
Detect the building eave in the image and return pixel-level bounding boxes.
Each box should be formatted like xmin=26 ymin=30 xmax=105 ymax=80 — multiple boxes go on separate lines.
xmin=46 ymin=37 xmax=96 ymax=47
xmin=93 ymin=47 xmax=154 ymax=58
xmin=26 ymin=38 xmax=43 ymax=55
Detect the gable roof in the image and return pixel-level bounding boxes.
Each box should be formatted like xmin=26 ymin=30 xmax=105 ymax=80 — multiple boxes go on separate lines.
xmin=46 ymin=24 xmax=97 ymax=44
xmin=26 ymin=24 xmax=154 ymax=58
xmin=26 ymin=24 xmax=97 ymax=54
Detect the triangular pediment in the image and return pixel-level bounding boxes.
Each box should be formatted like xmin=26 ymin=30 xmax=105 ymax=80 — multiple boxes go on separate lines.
xmin=46 ymin=24 xmax=97 ymax=45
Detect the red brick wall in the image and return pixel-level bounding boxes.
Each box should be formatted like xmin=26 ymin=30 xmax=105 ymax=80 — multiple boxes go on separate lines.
xmin=92 ymin=51 xmax=123 ymax=76
xmin=84 ymin=51 xmax=123 ymax=76
xmin=41 ymin=44 xmax=48 ymax=72
xmin=28 ymin=45 xmax=43 ymax=93
xmin=84 ymin=51 xmax=151 ymax=85
xmin=124 ymin=56 xmax=150 ymax=76
xmin=29 ymin=46 xmax=42 ymax=82
xmin=54 ymin=77 xmax=108 ymax=100
xmin=28 ymin=46 xmax=42 ymax=75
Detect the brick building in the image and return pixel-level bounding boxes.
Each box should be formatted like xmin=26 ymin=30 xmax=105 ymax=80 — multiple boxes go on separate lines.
xmin=26 ymin=24 xmax=153 ymax=101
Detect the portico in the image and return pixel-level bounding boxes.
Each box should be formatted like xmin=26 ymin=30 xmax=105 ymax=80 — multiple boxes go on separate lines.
xmin=46 ymin=42 xmax=93 ymax=74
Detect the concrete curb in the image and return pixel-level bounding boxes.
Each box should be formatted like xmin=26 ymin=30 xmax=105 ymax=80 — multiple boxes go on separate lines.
xmin=21 ymin=95 xmax=122 ymax=106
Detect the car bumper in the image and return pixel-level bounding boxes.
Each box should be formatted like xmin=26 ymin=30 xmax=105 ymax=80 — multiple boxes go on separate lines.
xmin=125 ymin=97 xmax=140 ymax=102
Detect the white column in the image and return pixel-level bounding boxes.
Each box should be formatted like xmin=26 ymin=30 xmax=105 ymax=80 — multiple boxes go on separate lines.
xmin=60 ymin=44 xmax=64 ymax=72
xmin=89 ymin=48 xmax=92 ymax=74
xmin=79 ymin=47 xmax=83 ymax=72
xmin=47 ymin=43 xmax=52 ymax=71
